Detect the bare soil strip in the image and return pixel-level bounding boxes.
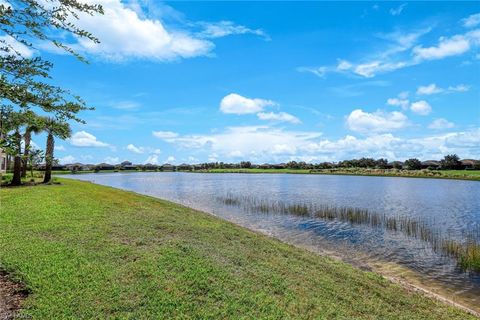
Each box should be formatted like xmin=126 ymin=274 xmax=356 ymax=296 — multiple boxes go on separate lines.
xmin=0 ymin=272 xmax=28 ymax=320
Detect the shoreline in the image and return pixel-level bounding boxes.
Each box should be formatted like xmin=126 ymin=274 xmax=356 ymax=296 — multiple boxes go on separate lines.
xmin=44 ymin=169 xmax=480 ymax=182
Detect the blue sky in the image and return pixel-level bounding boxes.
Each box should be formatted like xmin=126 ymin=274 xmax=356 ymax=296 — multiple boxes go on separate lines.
xmin=27 ymin=1 xmax=480 ymax=164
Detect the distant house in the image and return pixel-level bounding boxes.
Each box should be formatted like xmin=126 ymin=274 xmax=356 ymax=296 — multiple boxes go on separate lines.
xmin=258 ymin=163 xmax=271 ymax=169
xmin=192 ymin=164 xmax=203 ymax=171
xmin=123 ymin=165 xmax=138 ymax=171
xmin=0 ymin=148 xmax=6 ymax=174
xmin=143 ymin=163 xmax=158 ymax=171
xmin=121 ymin=161 xmax=132 ymax=167
xmin=272 ymin=163 xmax=287 ymax=169
xmin=96 ymin=163 xmax=115 ymax=171
xmin=389 ymin=161 xmax=404 ymax=169
xmin=177 ymin=163 xmax=192 ymax=171
xmin=65 ymin=163 xmax=85 ymax=171
xmin=460 ymin=159 xmax=479 ymax=170
xmin=421 ymin=160 xmax=440 ymax=169
xmin=161 ymin=163 xmax=175 ymax=171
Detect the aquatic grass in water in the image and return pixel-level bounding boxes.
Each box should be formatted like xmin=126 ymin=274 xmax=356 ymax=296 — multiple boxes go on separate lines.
xmin=217 ymin=193 xmax=480 ymax=273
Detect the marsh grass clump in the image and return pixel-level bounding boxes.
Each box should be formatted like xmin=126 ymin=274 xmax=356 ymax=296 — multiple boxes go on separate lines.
xmin=217 ymin=194 xmax=480 ymax=272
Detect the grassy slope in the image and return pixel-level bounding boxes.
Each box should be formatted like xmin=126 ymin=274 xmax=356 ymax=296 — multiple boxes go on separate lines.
xmin=0 ymin=180 xmax=475 ymax=319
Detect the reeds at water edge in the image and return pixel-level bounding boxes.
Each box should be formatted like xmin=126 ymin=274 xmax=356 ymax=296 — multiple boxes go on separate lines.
xmin=217 ymin=193 xmax=480 ymax=272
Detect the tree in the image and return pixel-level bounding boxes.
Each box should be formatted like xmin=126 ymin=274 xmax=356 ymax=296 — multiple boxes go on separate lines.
xmin=440 ymin=154 xmax=462 ymax=170
xmin=21 ymin=111 xmax=42 ymax=177
xmin=0 ymin=1 xmax=102 ymax=185
xmin=27 ymin=147 xmax=43 ymax=178
xmin=42 ymin=118 xmax=71 ymax=183
xmin=375 ymin=158 xmax=389 ymax=169
xmin=404 ymin=158 xmax=422 ymax=170
xmin=240 ymin=161 xmax=252 ymax=168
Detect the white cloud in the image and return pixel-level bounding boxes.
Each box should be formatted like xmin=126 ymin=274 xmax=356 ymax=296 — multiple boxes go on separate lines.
xmin=387 ymin=97 xmax=410 ymax=110
xmin=55 ymin=145 xmax=66 ymax=151
xmin=157 ymin=125 xmax=322 ymax=160
xmin=126 ymin=143 xmax=144 ymax=154
xmin=153 ymin=149 xmax=161 ymax=155
xmin=296 ymin=66 xmax=328 ymax=78
xmin=71 ymin=0 xmax=213 ymax=61
xmin=197 ymin=21 xmax=268 ymax=40
xmin=410 ymin=100 xmax=432 ymax=115
xmin=0 ymin=35 xmax=35 ymax=58
xmin=59 ymin=155 xmax=75 ymax=164
xmin=145 ymin=154 xmax=159 ymax=164
xmin=416 ymin=83 xmax=470 ymax=95
xmin=353 ymin=61 xmax=408 ymax=78
xmin=70 ymin=131 xmax=110 ymax=147
xmin=104 ymin=156 xmax=119 ymax=164
xmin=448 ymin=84 xmax=470 ymax=92
xmin=166 ymin=156 xmax=176 ymax=163
xmin=300 ymin=24 xmax=480 ymax=78
xmin=111 ymin=101 xmax=141 ymax=110
xmin=390 ymin=3 xmax=407 ymax=16
xmin=428 ymin=118 xmax=455 ymax=129
xmin=346 ymin=109 xmax=409 ymax=134
xmin=336 ymin=59 xmax=353 ymax=71
xmin=257 ymin=112 xmax=301 ymax=124
xmin=463 ymin=13 xmax=480 ymax=28
xmin=417 ymin=83 xmax=443 ymax=95
xmin=220 ymin=93 xmax=276 ymax=114
xmin=413 ymin=34 xmax=470 ymax=61
xmin=152 ymin=131 xmax=179 ymax=139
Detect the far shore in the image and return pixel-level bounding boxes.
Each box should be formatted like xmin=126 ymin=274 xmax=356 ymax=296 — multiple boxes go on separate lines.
xmin=45 ymin=168 xmax=480 ymax=181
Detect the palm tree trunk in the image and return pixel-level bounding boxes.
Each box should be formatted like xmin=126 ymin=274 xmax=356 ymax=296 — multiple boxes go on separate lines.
xmin=21 ymin=129 xmax=31 ymax=178
xmin=10 ymin=130 xmax=22 ymax=186
xmin=43 ymin=132 xmax=54 ymax=183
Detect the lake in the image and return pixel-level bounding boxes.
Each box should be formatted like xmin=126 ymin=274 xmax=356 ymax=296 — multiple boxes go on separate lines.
xmin=62 ymin=172 xmax=480 ymax=308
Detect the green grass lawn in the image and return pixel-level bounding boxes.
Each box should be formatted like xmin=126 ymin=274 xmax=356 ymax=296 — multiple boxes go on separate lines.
xmin=0 ymin=180 xmax=476 ymax=319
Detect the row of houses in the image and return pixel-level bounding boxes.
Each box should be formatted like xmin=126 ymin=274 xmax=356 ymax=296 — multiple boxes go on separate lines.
xmin=4 ymin=158 xmax=479 ymax=174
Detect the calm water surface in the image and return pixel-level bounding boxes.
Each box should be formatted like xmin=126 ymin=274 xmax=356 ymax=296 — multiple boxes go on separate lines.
xmin=63 ymin=172 xmax=480 ymax=306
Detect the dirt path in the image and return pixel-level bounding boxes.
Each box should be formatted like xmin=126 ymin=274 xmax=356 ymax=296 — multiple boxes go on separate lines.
xmin=0 ymin=272 xmax=27 ymax=320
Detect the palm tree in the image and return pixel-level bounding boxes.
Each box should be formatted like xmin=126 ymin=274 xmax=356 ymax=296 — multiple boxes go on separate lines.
xmin=22 ymin=113 xmax=42 ymax=178
xmin=42 ymin=118 xmax=71 ymax=183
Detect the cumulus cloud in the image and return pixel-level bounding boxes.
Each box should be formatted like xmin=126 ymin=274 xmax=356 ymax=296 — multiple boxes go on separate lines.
xmin=220 ymin=93 xmax=276 ymax=114
xmin=166 ymin=156 xmax=176 ymax=163
xmin=413 ymin=34 xmax=471 ymax=61
xmin=70 ymin=131 xmax=110 ymax=147
xmin=257 ymin=111 xmax=301 ymax=124
xmin=55 ymin=145 xmax=66 ymax=151
xmin=346 ymin=109 xmax=409 ymax=134
xmin=428 ymin=118 xmax=455 ymax=129
xmin=387 ymin=97 xmax=410 ymax=110
xmin=416 ymin=83 xmax=470 ymax=95
xmin=463 ymin=13 xmax=480 ymax=28
xmin=126 ymin=143 xmax=144 ymax=154
xmin=145 ymin=154 xmax=159 ymax=164
xmin=417 ymin=83 xmax=443 ymax=95
xmin=154 ymin=125 xmax=322 ymax=160
xmin=70 ymin=0 xmax=213 ymax=61
xmin=410 ymin=100 xmax=432 ymax=115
